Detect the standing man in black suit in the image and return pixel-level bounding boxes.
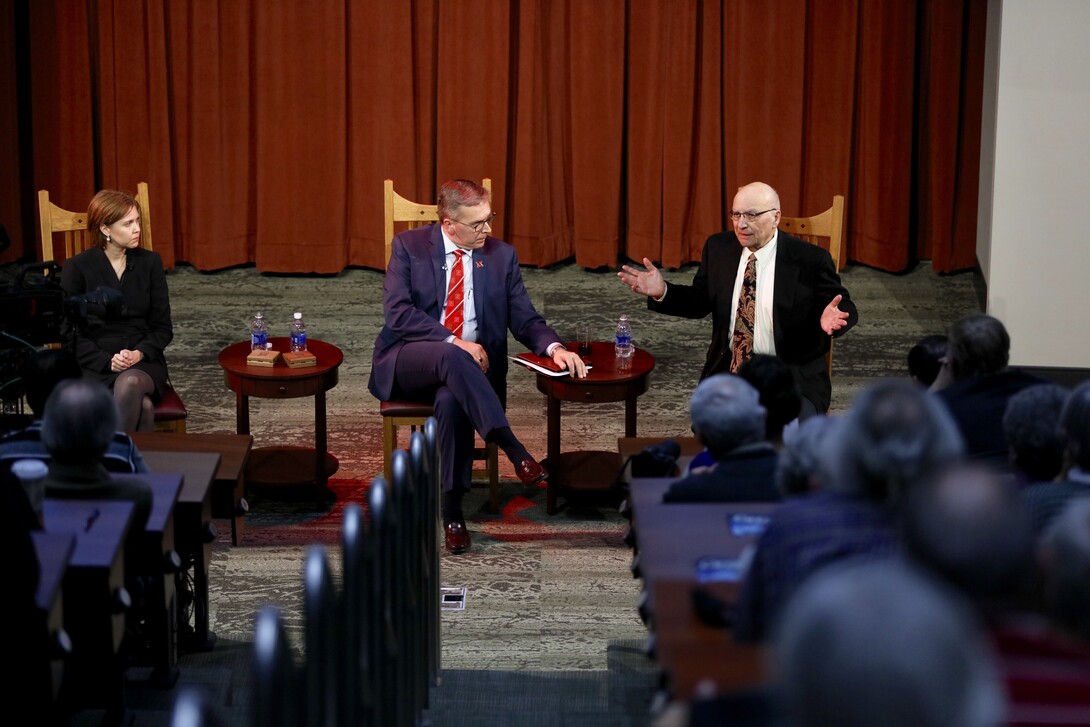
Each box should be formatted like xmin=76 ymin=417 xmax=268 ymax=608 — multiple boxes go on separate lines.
xmin=369 ymin=179 xmax=587 ymax=554
xmin=618 ymin=181 xmax=857 ymax=416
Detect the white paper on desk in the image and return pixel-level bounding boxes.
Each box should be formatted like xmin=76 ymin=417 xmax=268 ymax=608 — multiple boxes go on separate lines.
xmin=508 ymin=355 xmax=592 ymax=378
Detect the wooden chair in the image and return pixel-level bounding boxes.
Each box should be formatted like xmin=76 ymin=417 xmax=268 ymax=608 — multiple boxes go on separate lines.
xmin=38 ymin=183 xmax=188 ymax=433
xmin=380 ymin=178 xmax=501 ymax=512
xmin=778 ymin=195 xmax=846 ymax=380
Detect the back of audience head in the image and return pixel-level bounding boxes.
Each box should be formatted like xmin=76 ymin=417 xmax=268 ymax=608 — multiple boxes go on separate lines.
xmin=776 ymin=414 xmax=840 ymax=496
xmin=736 ymin=354 xmax=802 ymax=443
xmin=21 ymin=348 xmax=82 ymax=417
xmin=1003 ymin=383 xmax=1069 ymax=484
xmin=947 ymin=314 xmax=1010 ymax=382
xmin=41 ymin=379 xmax=119 ymax=466
xmin=902 ymin=461 xmax=1035 ymax=613
xmin=1039 ymin=497 xmax=1090 ymax=641
xmin=774 ymin=560 xmax=1003 ymax=727
xmin=908 ymin=334 xmax=948 ymax=387
xmin=1058 ymin=380 xmax=1090 ymax=475
xmin=827 ymin=379 xmax=964 ymax=503
xmin=688 ymin=374 xmax=766 ymax=459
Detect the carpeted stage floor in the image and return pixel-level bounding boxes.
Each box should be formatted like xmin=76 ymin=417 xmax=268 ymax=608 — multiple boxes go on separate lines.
xmin=52 ymin=259 xmax=980 ymax=725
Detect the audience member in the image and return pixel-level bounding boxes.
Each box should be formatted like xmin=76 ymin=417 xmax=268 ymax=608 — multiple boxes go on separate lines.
xmin=0 ymin=348 xmax=149 ymax=473
xmin=734 ymin=379 xmax=964 ymax=642
xmin=662 ymin=375 xmax=780 ymax=503
xmin=1038 ymin=497 xmax=1090 ymax=642
xmin=908 ymin=333 xmax=947 ymax=387
xmin=902 ymin=459 xmax=1090 ymax=722
xmin=774 ymin=561 xmax=1004 ymax=727
xmin=684 ymin=354 xmax=803 ymax=473
xmin=40 ymin=378 xmax=153 ymax=535
xmin=775 ymin=414 xmax=840 ymax=496
xmin=1002 ymin=383 xmax=1069 ymax=487
xmin=737 ymin=354 xmax=802 ymax=446
xmin=1022 ymin=380 xmax=1090 ymax=534
xmin=901 ymin=461 xmax=1036 ymax=619
xmin=931 ymin=313 xmax=1046 ymax=472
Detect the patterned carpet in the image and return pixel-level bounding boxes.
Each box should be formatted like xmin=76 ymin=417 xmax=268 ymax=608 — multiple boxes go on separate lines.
xmin=63 ymin=259 xmax=980 ymax=725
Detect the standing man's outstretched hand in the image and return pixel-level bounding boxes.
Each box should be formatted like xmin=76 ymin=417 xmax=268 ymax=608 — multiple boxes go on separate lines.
xmin=821 ymin=294 xmax=850 ymax=335
xmin=618 ymin=257 xmax=666 ymax=300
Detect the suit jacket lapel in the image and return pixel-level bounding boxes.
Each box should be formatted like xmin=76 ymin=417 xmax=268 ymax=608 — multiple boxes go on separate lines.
xmin=472 ymin=240 xmax=490 ymax=333
xmin=430 ymin=225 xmax=447 ymax=315
xmin=772 ymin=236 xmax=800 ymax=352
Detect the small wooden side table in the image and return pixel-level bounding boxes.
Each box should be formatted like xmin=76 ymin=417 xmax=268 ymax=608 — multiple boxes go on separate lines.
xmin=530 ymin=341 xmax=656 ymax=514
xmin=218 ymin=337 xmax=343 ymax=501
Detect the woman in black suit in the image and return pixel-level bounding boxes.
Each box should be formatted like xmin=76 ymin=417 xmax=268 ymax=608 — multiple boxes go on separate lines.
xmin=60 ymin=189 xmax=173 ymax=431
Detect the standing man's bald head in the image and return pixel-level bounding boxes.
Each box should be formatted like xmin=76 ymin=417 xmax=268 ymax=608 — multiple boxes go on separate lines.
xmin=731 ymin=182 xmax=782 ymax=251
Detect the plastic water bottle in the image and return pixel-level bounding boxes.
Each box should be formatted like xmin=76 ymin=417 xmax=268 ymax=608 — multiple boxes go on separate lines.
xmin=290 ymin=311 xmax=307 ymax=352
xmin=251 ymin=312 xmax=268 ymax=351
xmin=615 ymin=314 xmax=633 ymax=364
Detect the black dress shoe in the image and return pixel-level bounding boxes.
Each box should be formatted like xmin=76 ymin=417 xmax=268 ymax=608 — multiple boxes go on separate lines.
xmin=444 ymin=521 xmax=470 ymax=554
xmin=516 ymin=458 xmax=548 ymax=487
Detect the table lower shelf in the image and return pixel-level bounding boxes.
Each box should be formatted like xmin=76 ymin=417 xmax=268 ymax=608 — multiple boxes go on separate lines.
xmin=245 ymin=446 xmax=339 ymax=499
xmin=542 ymin=450 xmax=624 ymax=514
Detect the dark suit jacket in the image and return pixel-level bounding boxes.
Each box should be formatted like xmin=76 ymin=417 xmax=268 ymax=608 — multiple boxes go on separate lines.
xmin=59 ymin=246 xmax=173 ymax=397
xmin=934 ymin=369 xmax=1047 ymax=472
xmin=368 ymin=224 xmax=561 ymax=403
xmin=650 ymin=231 xmax=857 ymax=412
xmin=662 ymin=444 xmax=781 ymax=503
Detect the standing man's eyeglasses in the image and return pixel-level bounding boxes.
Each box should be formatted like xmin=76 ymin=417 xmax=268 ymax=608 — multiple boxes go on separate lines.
xmin=730 ymin=209 xmax=778 ymax=222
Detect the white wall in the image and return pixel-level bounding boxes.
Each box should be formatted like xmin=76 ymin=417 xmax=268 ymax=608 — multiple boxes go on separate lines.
xmin=977 ymin=0 xmax=1090 ymax=369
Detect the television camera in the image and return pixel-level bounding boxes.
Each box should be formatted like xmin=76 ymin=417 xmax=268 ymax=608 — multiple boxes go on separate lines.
xmin=1 ymin=261 xmax=122 ymax=410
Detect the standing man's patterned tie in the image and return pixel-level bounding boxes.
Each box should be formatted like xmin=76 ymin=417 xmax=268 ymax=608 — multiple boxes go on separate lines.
xmin=442 ymin=249 xmax=466 ymax=339
xmin=730 ymin=253 xmax=757 ymax=373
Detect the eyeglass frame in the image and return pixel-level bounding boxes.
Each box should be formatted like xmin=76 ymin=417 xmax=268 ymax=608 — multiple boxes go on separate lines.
xmin=450 ymin=211 xmax=497 ymax=234
xmin=729 ymin=208 xmax=779 ymax=222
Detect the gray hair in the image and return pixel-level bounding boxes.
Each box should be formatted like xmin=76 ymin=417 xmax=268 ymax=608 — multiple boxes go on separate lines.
xmin=1059 ymin=380 xmax=1090 ymax=471
xmin=1002 ymin=383 xmax=1069 ymax=482
xmin=1040 ymin=497 xmax=1090 ymax=639
xmin=41 ymin=378 xmax=119 ymax=465
xmin=689 ymin=374 xmax=766 ymax=458
xmin=776 ymin=414 xmax=841 ymax=495
xmin=775 ymin=561 xmax=1004 ymax=727
xmin=827 ymin=379 xmax=964 ymax=502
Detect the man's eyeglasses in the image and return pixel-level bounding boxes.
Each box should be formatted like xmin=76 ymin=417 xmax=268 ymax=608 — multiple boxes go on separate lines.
xmin=730 ymin=208 xmax=778 ymax=222
xmin=452 ymin=212 xmax=497 ymax=233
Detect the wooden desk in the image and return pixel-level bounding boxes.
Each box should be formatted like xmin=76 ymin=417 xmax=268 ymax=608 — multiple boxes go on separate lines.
xmin=140 ymin=449 xmax=219 ymax=652
xmin=131 ymin=431 xmax=253 ymax=546
xmin=626 ymin=485 xmax=777 ymax=701
xmin=218 ymin=337 xmax=342 ymax=501
xmin=42 ymin=499 xmax=134 ymax=716
xmin=32 ymin=531 xmax=75 ymax=709
xmin=651 ymin=579 xmax=767 ymax=700
xmin=529 ymin=341 xmax=655 ymax=514
xmin=113 ymin=472 xmax=183 ymax=687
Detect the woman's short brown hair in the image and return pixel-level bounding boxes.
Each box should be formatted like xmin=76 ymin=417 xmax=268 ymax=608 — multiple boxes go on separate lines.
xmin=87 ymin=189 xmax=141 ymax=246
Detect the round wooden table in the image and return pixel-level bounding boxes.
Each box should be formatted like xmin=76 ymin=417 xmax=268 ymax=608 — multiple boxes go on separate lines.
xmin=218 ymin=338 xmax=342 ymax=500
xmin=533 ymin=341 xmax=655 ymax=514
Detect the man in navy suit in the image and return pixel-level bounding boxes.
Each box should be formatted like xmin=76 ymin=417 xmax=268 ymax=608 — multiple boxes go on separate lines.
xmin=369 ymin=179 xmax=586 ymax=553
xmin=618 ymin=181 xmax=857 ymax=416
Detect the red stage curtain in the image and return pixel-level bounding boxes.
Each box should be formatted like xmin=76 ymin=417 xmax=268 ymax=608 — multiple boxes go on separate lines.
xmin=1 ymin=0 xmax=986 ymax=274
